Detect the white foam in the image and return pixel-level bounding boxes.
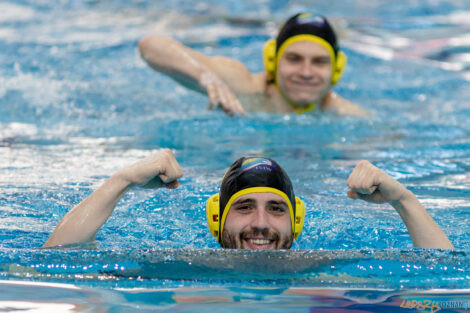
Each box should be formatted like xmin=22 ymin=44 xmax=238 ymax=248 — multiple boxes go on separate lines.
xmin=0 ymin=142 xmax=163 ymax=188
xmin=0 ymin=10 xmax=148 ymax=46
xmin=0 ymin=3 xmax=34 ymax=22
xmin=0 ymin=301 xmax=76 ymax=313
xmin=0 ymin=279 xmax=80 ymax=289
xmin=0 ymin=67 xmax=89 ymax=116
xmin=422 ymin=198 xmax=470 ymax=209
xmin=439 ymin=11 xmax=470 ymax=25
xmin=0 ymin=122 xmax=38 ymax=138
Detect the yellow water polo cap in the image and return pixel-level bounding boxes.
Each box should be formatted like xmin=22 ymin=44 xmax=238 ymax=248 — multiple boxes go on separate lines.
xmin=206 ymin=157 xmax=305 ymax=247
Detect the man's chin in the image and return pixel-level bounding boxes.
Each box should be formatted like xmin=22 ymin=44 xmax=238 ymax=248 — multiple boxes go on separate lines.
xmin=283 ymin=88 xmax=325 ymax=106
xmin=286 ymin=95 xmax=319 ymax=106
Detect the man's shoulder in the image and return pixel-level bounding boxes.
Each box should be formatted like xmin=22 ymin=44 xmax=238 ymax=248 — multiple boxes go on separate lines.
xmin=250 ymin=73 xmax=269 ymax=93
xmin=208 ymin=56 xmax=267 ymax=94
xmin=322 ymin=91 xmax=370 ymax=117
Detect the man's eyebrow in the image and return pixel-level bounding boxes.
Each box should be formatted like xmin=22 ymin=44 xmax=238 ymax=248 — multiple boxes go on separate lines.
xmin=266 ymin=200 xmax=288 ymax=207
xmin=232 ymin=198 xmax=256 ymax=206
xmin=285 ymin=52 xmax=301 ymax=56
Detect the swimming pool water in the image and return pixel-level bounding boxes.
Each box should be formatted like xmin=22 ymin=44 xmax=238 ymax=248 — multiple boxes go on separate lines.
xmin=1 ymin=0 xmax=469 ymax=311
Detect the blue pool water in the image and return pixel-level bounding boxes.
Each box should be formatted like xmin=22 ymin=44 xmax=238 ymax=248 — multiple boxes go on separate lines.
xmin=1 ymin=0 xmax=469 ymax=311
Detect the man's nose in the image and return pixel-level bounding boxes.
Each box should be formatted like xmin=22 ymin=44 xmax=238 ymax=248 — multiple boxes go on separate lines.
xmin=251 ymin=208 xmax=269 ymax=230
xmin=299 ymin=61 xmax=313 ymax=78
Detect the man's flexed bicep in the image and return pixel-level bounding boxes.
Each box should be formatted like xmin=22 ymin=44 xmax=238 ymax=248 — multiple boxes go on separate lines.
xmin=43 ymin=149 xmax=183 ymax=248
xmin=346 ymin=160 xmax=454 ymax=250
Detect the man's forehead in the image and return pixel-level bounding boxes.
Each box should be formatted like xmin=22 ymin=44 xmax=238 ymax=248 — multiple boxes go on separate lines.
xmin=234 ymin=192 xmax=287 ymax=203
xmin=284 ymin=40 xmax=330 ymax=57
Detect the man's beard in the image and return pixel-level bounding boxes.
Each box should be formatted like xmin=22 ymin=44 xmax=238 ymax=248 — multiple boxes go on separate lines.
xmin=221 ymin=227 xmax=293 ymax=249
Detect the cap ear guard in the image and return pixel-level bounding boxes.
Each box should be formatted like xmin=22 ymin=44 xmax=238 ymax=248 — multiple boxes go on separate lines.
xmin=331 ymin=50 xmax=347 ymax=86
xmin=293 ymin=197 xmax=305 ymax=239
xmin=206 ymin=193 xmax=220 ymax=240
xmin=263 ymin=39 xmax=276 ymax=81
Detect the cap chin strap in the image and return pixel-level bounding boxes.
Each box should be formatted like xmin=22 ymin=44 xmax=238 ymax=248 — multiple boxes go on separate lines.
xmin=206 ymin=187 xmax=305 ymax=246
xmin=263 ymin=36 xmax=347 ymax=113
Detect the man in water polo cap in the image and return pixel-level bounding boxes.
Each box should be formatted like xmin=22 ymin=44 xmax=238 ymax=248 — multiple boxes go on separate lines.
xmin=43 ymin=150 xmax=453 ymax=250
xmin=206 ymin=156 xmax=305 ymax=249
xmin=138 ymin=13 xmax=368 ymax=116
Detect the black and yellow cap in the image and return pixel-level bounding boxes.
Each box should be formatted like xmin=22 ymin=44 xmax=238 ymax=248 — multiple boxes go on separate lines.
xmin=276 ymin=13 xmax=338 ymax=54
xmin=206 ymin=157 xmax=305 ymax=245
xmin=263 ymin=13 xmax=347 ymax=110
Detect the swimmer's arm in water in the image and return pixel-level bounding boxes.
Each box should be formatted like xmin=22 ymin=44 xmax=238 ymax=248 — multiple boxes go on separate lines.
xmin=346 ymin=160 xmax=454 ymax=249
xmin=138 ymin=35 xmax=264 ymax=116
xmin=43 ymin=149 xmax=183 ymax=248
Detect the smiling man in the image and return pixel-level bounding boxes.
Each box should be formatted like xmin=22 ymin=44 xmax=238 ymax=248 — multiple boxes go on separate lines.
xmin=223 ymin=192 xmax=292 ymax=249
xmin=138 ymin=13 xmax=368 ymax=116
xmin=206 ymin=157 xmax=304 ymax=249
xmin=43 ymin=150 xmax=453 ymax=250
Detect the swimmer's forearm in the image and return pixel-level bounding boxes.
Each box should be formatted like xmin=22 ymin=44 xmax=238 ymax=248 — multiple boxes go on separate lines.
xmin=43 ymin=174 xmax=133 ymax=248
xmin=138 ymin=35 xmax=208 ymax=93
xmin=390 ymin=190 xmax=454 ymax=250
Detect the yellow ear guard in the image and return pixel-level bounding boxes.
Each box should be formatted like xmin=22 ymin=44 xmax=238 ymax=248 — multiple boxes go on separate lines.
xmin=263 ymin=39 xmax=276 ymax=82
xmin=206 ymin=193 xmax=220 ymax=238
xmin=293 ymin=196 xmax=305 ymax=238
xmin=331 ymin=50 xmax=346 ymax=86
xmin=206 ymin=189 xmax=305 ymax=243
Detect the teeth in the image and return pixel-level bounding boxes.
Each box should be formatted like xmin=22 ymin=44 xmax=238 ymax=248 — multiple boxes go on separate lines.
xmin=249 ymin=239 xmax=271 ymax=245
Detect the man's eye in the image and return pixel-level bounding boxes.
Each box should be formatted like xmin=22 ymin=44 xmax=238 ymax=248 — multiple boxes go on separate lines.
xmin=269 ymin=206 xmax=286 ymax=214
xmin=313 ymin=58 xmax=330 ymax=65
xmin=235 ymin=205 xmax=252 ymax=212
xmin=286 ymin=55 xmax=301 ymax=62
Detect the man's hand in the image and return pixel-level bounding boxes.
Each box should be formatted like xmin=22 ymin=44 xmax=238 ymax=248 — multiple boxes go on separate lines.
xmin=117 ymin=149 xmax=183 ymax=189
xmin=346 ymin=160 xmax=408 ymax=204
xmin=200 ymin=71 xmax=246 ymax=116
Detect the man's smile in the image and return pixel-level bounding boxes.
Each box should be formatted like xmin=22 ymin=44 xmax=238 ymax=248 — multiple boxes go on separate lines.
xmin=242 ymin=236 xmax=277 ymax=249
xmin=289 ymin=78 xmax=322 ymax=88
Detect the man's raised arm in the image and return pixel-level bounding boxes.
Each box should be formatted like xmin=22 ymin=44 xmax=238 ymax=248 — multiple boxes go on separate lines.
xmin=43 ymin=149 xmax=183 ymax=248
xmin=346 ymin=160 xmax=454 ymax=250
